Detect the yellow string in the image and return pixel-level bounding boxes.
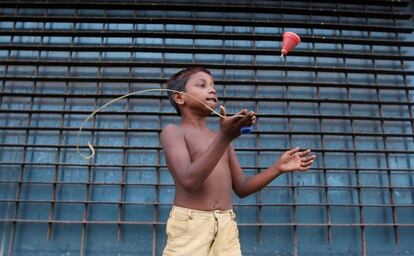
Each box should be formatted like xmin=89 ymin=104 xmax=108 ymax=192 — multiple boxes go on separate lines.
xmin=76 ymin=88 xmax=244 ymax=160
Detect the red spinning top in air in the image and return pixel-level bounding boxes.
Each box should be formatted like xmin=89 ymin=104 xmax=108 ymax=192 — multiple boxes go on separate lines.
xmin=281 ymin=32 xmax=301 ymax=57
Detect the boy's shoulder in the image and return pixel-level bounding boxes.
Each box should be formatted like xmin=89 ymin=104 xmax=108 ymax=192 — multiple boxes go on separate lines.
xmin=161 ymin=123 xmax=218 ymax=138
xmin=161 ymin=123 xmax=184 ymax=138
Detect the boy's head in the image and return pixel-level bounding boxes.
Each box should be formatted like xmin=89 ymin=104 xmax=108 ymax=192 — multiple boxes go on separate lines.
xmin=166 ymin=67 xmax=213 ymax=115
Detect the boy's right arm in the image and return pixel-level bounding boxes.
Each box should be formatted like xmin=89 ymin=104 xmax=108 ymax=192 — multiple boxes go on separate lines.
xmin=160 ymin=106 xmax=255 ymax=192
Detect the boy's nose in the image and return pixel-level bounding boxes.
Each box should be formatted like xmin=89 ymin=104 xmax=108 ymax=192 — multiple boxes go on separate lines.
xmin=208 ymin=85 xmax=216 ymax=94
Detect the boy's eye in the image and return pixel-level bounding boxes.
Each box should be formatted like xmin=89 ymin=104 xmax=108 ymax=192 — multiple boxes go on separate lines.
xmin=197 ymin=84 xmax=205 ymax=88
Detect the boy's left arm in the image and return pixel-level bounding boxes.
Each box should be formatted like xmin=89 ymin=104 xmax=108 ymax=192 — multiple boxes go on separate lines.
xmin=229 ymin=146 xmax=316 ymax=198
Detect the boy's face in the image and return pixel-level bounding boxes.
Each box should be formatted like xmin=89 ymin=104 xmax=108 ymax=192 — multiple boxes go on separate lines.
xmin=180 ymin=71 xmax=218 ymax=113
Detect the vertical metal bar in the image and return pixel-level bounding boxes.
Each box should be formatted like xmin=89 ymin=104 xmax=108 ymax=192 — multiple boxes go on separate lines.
xmin=153 ymin=83 xmax=161 ymax=256
xmin=279 ymin=0 xmax=298 ymax=254
xmin=394 ymin=5 xmax=414 ymax=234
xmin=153 ymin=81 xmax=161 ymax=256
xmin=191 ymin=7 xmax=195 ymax=66
xmin=9 ymin=15 xmax=39 ymax=256
xmin=318 ymin=85 xmax=332 ymax=244
xmin=367 ymin=0 xmax=396 ymax=249
xmin=80 ymin=8 xmax=103 ymax=255
xmin=46 ymin=12 xmax=70 ymax=239
xmin=251 ymin=9 xmax=263 ymax=244
xmin=116 ymin=69 xmax=128 ymax=242
xmin=7 ymin=7 xmax=39 ymax=255
xmin=79 ymin=10 xmax=87 ymax=255
xmin=80 ymin=99 xmax=96 ymax=256
xmin=366 ymin=11 xmax=400 ymax=241
xmin=373 ymin=62 xmax=399 ymax=244
xmin=152 ymin=9 xmax=166 ymax=255
xmin=390 ymin=3 xmax=414 ymax=245
xmin=6 ymin=9 xmax=19 ymax=256
xmin=117 ymin=20 xmax=134 ymax=241
xmin=336 ymin=10 xmax=367 ymax=255
xmin=0 ymin=5 xmax=13 ymax=254
xmin=311 ymin=2 xmax=332 ymax=241
xmin=287 ymin=71 xmax=297 ymax=256
xmin=343 ymin=42 xmax=367 ymax=256
xmin=349 ymin=79 xmax=367 ymax=256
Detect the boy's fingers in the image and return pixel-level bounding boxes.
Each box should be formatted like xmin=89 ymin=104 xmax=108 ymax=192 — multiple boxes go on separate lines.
xmin=250 ymin=115 xmax=257 ymax=124
xmin=301 ymin=155 xmax=316 ymax=162
xmin=287 ymin=147 xmax=301 ymax=155
xmin=301 ymin=159 xmax=314 ymax=167
xmin=220 ymin=105 xmax=226 ymax=117
xmin=236 ymin=108 xmax=248 ymax=116
xmin=300 ymin=166 xmax=312 ymax=172
xmin=235 ymin=116 xmax=249 ymax=127
xmin=222 ymin=108 xmax=253 ymax=125
xmin=299 ymin=149 xmax=312 ymax=156
xmin=229 ymin=108 xmax=248 ymax=121
xmin=235 ymin=111 xmax=255 ymax=125
xmin=246 ymin=111 xmax=255 ymax=118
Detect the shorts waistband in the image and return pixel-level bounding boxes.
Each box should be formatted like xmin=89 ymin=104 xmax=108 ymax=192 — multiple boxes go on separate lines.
xmin=171 ymin=205 xmax=235 ymax=218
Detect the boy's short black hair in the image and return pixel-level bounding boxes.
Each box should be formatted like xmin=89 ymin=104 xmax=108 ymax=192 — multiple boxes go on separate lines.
xmin=166 ymin=66 xmax=212 ymax=115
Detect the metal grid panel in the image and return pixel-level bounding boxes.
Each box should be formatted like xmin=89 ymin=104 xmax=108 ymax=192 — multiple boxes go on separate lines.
xmin=0 ymin=1 xmax=413 ymax=255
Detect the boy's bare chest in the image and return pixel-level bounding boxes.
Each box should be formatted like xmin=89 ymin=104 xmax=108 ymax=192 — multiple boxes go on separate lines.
xmin=183 ymin=129 xmax=225 ymax=160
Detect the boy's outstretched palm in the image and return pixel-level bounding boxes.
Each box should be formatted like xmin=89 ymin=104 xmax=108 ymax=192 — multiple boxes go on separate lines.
xmin=275 ymin=147 xmax=316 ymax=172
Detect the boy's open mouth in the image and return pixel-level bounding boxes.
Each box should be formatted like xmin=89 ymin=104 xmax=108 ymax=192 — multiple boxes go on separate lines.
xmin=206 ymin=98 xmax=217 ymax=103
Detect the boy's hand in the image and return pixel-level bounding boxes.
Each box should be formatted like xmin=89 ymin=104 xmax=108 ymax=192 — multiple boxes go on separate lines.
xmin=219 ymin=106 xmax=256 ymax=141
xmin=275 ymin=147 xmax=316 ymax=173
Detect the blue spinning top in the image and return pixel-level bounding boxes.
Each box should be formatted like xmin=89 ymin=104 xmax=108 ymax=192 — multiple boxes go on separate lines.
xmin=240 ymin=126 xmax=253 ymax=134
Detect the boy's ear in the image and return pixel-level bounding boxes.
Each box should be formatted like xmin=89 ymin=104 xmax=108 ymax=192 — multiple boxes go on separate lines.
xmin=173 ymin=92 xmax=185 ymax=106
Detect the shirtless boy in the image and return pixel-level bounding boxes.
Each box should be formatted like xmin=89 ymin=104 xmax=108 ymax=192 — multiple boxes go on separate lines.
xmin=161 ymin=67 xmax=316 ymax=256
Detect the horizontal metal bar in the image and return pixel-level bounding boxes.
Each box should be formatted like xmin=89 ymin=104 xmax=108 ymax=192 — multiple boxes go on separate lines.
xmin=0 ymin=0 xmax=410 ymax=8
xmin=0 ymin=2 xmax=411 ymax=19
xmin=2 ymin=109 xmax=413 ymax=122
xmin=0 ymin=199 xmax=413 ymax=209
xmin=2 ymin=92 xmax=412 ymax=106
xmin=1 ymin=76 xmax=412 ymax=91
xmin=2 ymin=143 xmax=414 ymax=154
xmin=0 ymin=180 xmax=412 ymax=190
xmin=303 ymin=0 xmax=411 ymax=6
xmin=0 ymin=16 xmax=412 ymax=33
xmin=1 ymin=126 xmax=412 ymax=138
xmin=1 ymin=30 xmax=413 ymax=47
xmin=2 ymin=44 xmax=413 ymax=61
xmin=0 ymin=218 xmax=412 ymax=227
xmin=0 ymin=162 xmax=412 ymax=173
xmin=2 ymin=60 xmax=413 ymax=75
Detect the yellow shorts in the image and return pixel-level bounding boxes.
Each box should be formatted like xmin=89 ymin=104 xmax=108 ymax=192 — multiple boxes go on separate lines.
xmin=162 ymin=206 xmax=242 ymax=256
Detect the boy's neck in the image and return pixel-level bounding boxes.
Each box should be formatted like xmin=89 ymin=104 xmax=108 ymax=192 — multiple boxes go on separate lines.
xmin=180 ymin=112 xmax=208 ymax=129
